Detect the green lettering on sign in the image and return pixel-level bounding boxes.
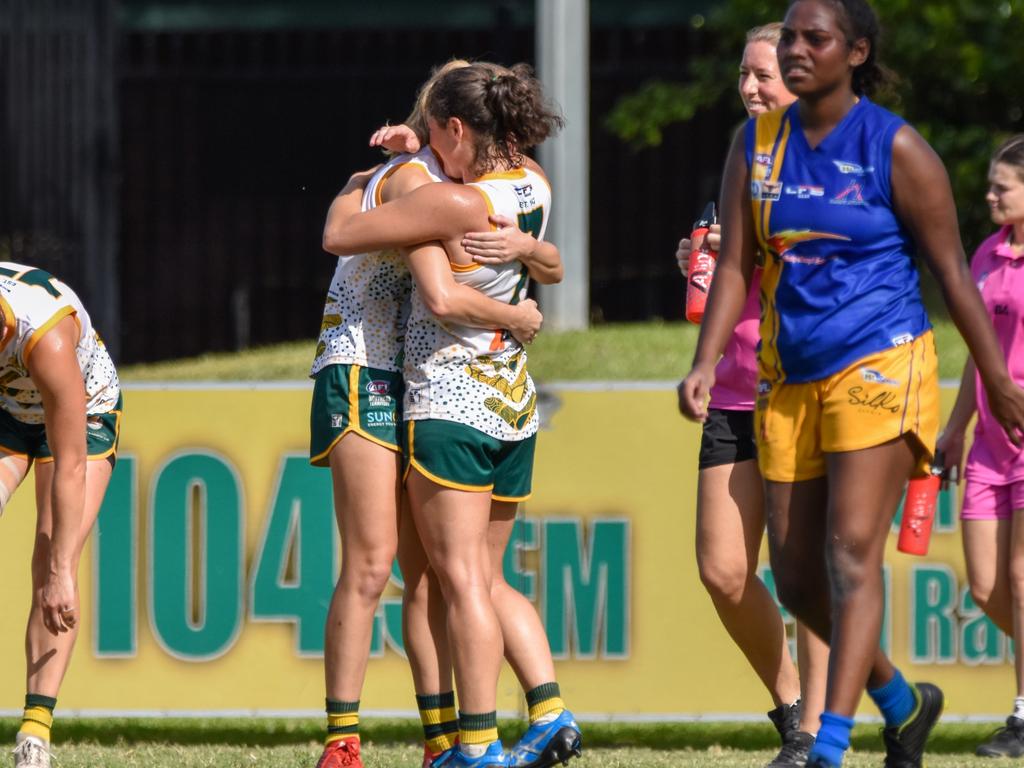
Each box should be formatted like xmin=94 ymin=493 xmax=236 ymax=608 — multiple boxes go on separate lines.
xmin=504 ymin=518 xmax=539 ymax=600
xmin=911 ymin=565 xmax=957 ymax=663
xmin=543 ymin=519 xmax=629 ymax=659
xmin=94 ymin=455 xmax=137 ymax=656
xmin=150 ymin=452 xmax=243 ymax=660
xmin=959 ymin=585 xmax=1006 ymax=664
xmin=249 ymin=456 xmax=337 ymax=655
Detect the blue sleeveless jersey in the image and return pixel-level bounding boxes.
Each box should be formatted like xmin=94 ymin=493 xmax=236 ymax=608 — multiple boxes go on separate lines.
xmin=745 ymin=98 xmax=931 ymax=384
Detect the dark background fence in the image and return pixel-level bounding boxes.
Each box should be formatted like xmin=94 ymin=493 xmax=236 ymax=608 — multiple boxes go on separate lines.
xmin=2 ymin=1 xmax=735 ymax=364
xmin=0 ymin=0 xmax=119 ymax=352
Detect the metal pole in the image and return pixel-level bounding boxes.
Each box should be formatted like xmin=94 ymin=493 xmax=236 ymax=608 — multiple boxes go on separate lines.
xmin=536 ymin=0 xmax=589 ymax=331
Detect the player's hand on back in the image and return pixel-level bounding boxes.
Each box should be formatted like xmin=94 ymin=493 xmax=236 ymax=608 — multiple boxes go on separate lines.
xmin=369 ymin=123 xmax=421 ymax=154
xmin=464 ymin=215 xmax=537 ymax=265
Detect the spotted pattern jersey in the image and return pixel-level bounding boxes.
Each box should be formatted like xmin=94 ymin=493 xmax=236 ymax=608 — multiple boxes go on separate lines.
xmin=310 ymin=148 xmax=449 ymax=376
xmin=403 ymin=167 xmax=551 ymax=441
xmin=0 ymin=262 xmax=120 ymax=424
xmin=746 ymin=98 xmax=931 ymax=384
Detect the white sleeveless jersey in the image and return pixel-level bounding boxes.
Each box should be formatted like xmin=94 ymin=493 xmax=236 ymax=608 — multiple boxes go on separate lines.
xmin=0 ymin=263 xmax=120 ymax=424
xmin=310 ymin=148 xmax=448 ymax=375
xmin=403 ymin=167 xmax=551 ymax=441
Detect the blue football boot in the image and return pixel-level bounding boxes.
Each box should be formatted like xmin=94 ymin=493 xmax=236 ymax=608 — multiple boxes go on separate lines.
xmin=509 ymin=710 xmax=583 ymax=768
xmin=431 ymin=741 xmax=509 ymax=768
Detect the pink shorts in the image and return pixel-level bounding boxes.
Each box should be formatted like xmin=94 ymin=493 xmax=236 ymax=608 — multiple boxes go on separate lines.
xmin=960 ymin=477 xmax=1024 ymax=520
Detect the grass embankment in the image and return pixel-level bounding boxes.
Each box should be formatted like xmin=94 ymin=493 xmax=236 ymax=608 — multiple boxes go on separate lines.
xmin=121 ymin=319 xmax=969 ymax=383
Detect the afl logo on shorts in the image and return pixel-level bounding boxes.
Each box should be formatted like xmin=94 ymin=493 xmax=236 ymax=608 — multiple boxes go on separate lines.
xmin=366 ymin=379 xmax=392 ymax=408
xmin=757 ymin=379 xmax=772 ymax=395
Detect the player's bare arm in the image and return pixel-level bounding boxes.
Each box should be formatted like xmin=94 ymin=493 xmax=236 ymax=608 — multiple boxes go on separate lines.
xmin=892 ymin=125 xmax=1024 ymax=443
xmin=462 ymin=214 xmax=564 ymax=284
xmin=403 ymin=242 xmax=541 ymax=345
xmin=679 ymin=128 xmax=756 ymax=421
xmin=27 ymin=315 xmax=88 ymax=635
xmin=323 ymin=178 xmax=483 ymax=256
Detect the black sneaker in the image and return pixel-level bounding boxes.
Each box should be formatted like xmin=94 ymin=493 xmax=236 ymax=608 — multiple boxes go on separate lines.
xmin=766 ymin=730 xmax=815 ymax=767
xmin=977 ymin=716 xmax=1024 ymax=758
xmin=881 ymin=682 xmax=944 ymax=768
xmin=768 ymin=700 xmax=802 ymax=740
xmin=766 ymin=700 xmax=814 ymax=767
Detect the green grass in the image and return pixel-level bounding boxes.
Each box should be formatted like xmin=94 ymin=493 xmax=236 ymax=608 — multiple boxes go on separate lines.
xmin=0 ymin=719 xmax=1004 ymax=767
xmin=119 ymin=319 xmax=969 ymax=383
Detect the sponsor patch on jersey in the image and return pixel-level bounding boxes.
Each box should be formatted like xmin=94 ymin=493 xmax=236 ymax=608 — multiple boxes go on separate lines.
xmin=830 ymin=180 xmax=866 ymax=206
xmin=860 ymin=367 xmax=899 ymax=386
xmin=784 ymin=184 xmax=825 ymax=199
xmin=832 ymin=159 xmax=875 ymax=175
xmin=751 ymin=180 xmax=782 ymax=201
xmin=890 ymin=333 xmax=914 ymax=346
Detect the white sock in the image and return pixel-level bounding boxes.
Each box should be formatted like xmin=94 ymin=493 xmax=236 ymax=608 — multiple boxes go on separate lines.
xmin=1012 ymin=696 xmax=1024 ymax=720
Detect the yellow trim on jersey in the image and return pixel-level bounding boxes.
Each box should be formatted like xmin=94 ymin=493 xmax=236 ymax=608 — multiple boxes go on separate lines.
xmin=446 ymin=184 xmax=496 ymax=273
xmin=406 ymin=421 xmax=494 ymax=493
xmin=474 ymin=167 xmax=527 ymax=182
xmin=374 ymin=161 xmax=433 ymax=207
xmin=0 ymin=296 xmax=16 ymax=354
xmin=23 ymin=306 xmax=77 ymax=365
xmin=751 ymin=109 xmax=792 ymax=384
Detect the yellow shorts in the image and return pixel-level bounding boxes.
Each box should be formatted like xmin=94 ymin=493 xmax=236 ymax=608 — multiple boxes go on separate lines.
xmin=755 ymin=331 xmax=939 ymax=483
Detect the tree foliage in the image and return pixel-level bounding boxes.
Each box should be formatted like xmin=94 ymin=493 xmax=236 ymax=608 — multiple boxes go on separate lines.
xmin=605 ymin=0 xmax=1024 ymax=250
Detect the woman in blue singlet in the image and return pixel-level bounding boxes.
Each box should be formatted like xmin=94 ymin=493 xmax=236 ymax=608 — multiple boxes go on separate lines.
xmin=680 ymin=1 xmax=1024 ymax=766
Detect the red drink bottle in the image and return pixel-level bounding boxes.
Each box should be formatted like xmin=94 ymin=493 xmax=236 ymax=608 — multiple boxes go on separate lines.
xmin=685 ymin=201 xmax=718 ymax=324
xmin=897 ymin=454 xmax=943 ymax=556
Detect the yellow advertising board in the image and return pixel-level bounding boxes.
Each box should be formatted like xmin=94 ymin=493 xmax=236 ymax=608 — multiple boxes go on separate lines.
xmin=0 ymin=383 xmax=1010 ymax=719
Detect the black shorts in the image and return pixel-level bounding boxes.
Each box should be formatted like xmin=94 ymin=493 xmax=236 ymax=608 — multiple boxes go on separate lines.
xmin=698 ymin=408 xmax=757 ymax=470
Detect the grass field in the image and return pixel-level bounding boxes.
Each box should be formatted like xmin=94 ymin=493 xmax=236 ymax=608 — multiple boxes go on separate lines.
xmin=0 ymin=718 xmax=1005 ymax=767
xmin=120 ymin=319 xmax=970 ymax=383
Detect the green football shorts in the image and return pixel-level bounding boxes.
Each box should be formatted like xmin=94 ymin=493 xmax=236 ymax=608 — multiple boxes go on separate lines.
xmin=310 ymin=363 xmax=403 ymax=465
xmin=403 ymin=418 xmax=536 ymax=501
xmin=0 ymin=393 xmax=122 ymax=465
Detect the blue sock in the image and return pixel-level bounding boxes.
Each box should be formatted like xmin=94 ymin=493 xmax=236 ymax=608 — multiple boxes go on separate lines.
xmin=868 ymin=668 xmax=916 ymax=727
xmin=808 ymin=711 xmax=854 ymax=767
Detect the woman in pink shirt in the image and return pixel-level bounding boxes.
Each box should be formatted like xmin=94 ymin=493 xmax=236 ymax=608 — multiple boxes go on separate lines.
xmin=674 ymin=23 xmax=828 ymax=767
xmin=937 ymin=134 xmax=1024 ymax=759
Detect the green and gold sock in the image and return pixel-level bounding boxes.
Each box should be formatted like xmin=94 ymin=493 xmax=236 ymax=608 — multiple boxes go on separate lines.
xmin=19 ymin=694 xmax=57 ymax=744
xmin=326 ymin=698 xmax=359 ymax=746
xmin=459 ymin=710 xmax=498 ymax=749
xmin=526 ymin=682 xmax=565 ymax=724
xmin=417 ymin=691 xmax=458 ymax=755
